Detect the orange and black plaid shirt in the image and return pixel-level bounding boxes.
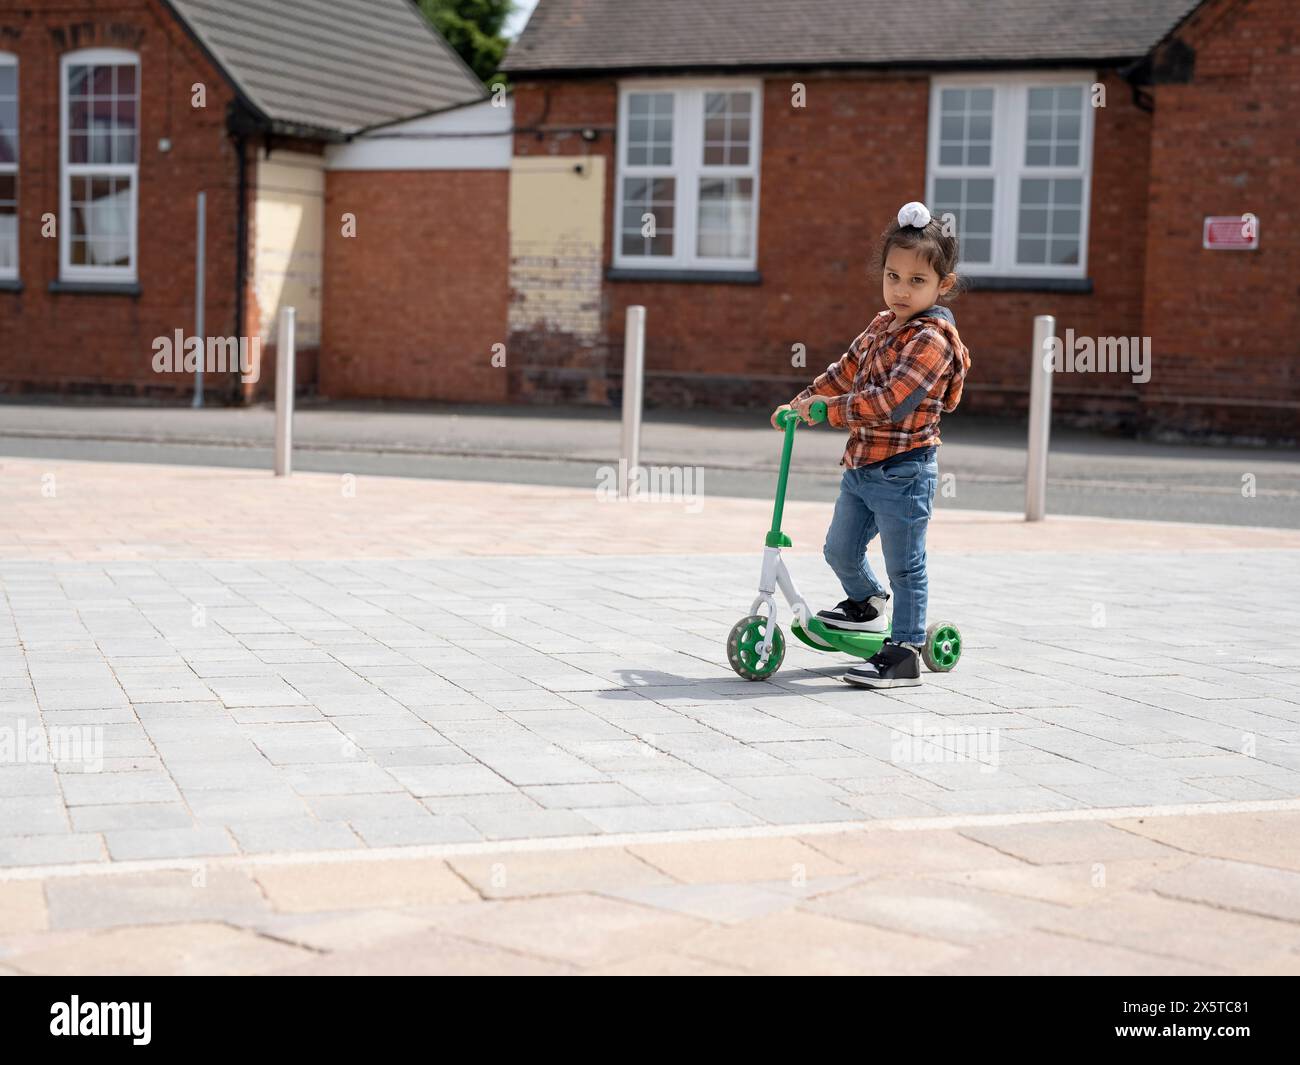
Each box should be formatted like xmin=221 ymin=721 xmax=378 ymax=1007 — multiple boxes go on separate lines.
xmin=790 ymin=306 xmax=972 ymax=468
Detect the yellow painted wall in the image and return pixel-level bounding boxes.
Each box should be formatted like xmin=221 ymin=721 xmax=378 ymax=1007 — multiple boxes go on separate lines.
xmin=253 ymin=149 xmax=324 ymax=348
xmin=508 ymin=155 xmax=605 ymax=342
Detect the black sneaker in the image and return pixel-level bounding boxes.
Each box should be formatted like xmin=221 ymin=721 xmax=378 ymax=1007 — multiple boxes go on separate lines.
xmin=843 ymin=640 xmax=922 ymax=688
xmin=816 ymin=594 xmax=889 ymax=632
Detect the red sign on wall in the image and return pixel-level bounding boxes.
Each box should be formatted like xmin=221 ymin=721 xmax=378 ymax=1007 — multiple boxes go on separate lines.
xmin=1203 ymin=215 xmax=1259 ymax=250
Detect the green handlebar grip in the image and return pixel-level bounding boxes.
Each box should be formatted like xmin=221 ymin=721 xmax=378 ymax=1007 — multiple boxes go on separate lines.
xmin=775 ymin=400 xmax=828 ymax=429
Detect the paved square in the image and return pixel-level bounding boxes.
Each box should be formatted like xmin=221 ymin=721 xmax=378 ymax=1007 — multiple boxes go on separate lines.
xmin=2 ymin=547 xmax=1297 ymax=868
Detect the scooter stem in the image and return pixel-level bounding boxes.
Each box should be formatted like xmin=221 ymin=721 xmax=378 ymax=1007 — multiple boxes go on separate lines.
xmin=768 ymin=401 xmax=826 ymax=546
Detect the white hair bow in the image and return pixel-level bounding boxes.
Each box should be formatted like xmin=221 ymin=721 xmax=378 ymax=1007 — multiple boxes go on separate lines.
xmin=898 ymin=201 xmax=932 ymax=229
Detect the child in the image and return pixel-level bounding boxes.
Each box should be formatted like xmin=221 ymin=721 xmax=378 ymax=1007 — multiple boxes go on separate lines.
xmin=771 ymin=201 xmax=971 ymax=688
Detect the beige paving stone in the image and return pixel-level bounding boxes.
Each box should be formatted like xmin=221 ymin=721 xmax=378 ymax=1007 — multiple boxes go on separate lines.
xmin=44 ymin=868 xmax=269 ymax=931
xmin=801 ymin=875 xmax=1068 ymax=945
xmin=273 ymin=929 xmax=574 ymax=975
xmin=626 ymin=836 xmax=854 ymax=884
xmin=420 ymin=892 xmax=707 ymax=966
xmin=797 ymin=828 xmax=1026 ymax=877
xmin=1146 ymin=857 xmax=1300 ymax=923
xmin=8 ymin=922 xmax=316 ymax=975
xmin=1235 ymin=950 xmax=1300 ymax=975
xmin=253 ymin=858 xmax=478 ymax=913
xmin=957 ymin=820 xmax=1183 ymax=865
xmin=680 ymin=909 xmax=966 ymax=975
xmin=1039 ymin=893 xmax=1300 ymax=969
xmin=4 ymin=457 xmax=1296 ymax=563
xmin=584 ymin=950 xmax=750 ymax=976
xmin=0 ymin=880 xmax=47 ymax=936
xmin=242 ymin=910 xmax=443 ymax=952
xmin=600 ymin=881 xmax=802 ymax=925
xmin=932 ymin=856 xmax=1197 ymax=907
xmin=1112 ymin=812 xmax=1300 ymax=872
xmin=447 ymin=847 xmax=675 ymax=899
xmin=927 ymin=929 xmax=1226 ymax=976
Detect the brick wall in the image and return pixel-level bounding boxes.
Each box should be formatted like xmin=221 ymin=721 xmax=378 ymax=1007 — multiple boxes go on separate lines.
xmin=0 ymin=0 xmax=248 ymax=400
xmin=1140 ymin=0 xmax=1300 ymax=442
xmin=318 ymin=168 xmax=509 ymax=403
xmin=510 ymin=68 xmax=1156 ymax=430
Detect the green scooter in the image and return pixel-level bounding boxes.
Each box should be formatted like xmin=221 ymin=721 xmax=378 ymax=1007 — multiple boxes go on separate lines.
xmin=725 ymin=399 xmax=963 ymax=681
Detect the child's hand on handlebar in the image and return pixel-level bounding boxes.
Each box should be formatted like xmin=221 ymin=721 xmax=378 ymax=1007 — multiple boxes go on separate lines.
xmin=790 ymin=395 xmax=822 ymax=424
xmin=770 ymin=404 xmax=792 ymax=429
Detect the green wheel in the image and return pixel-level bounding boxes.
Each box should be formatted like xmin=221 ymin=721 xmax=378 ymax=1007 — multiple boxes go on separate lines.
xmin=727 ymin=614 xmax=785 ymax=681
xmin=923 ymin=621 xmax=962 ymax=672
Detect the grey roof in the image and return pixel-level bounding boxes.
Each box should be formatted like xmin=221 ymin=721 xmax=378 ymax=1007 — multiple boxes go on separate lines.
xmin=502 ymin=0 xmax=1206 ymax=74
xmin=166 ymin=0 xmax=487 ymax=138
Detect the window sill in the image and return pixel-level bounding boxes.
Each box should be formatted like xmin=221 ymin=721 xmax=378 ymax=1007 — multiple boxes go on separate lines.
xmin=964 ymin=276 xmax=1094 ymax=294
xmin=606 ymin=267 xmax=761 ymax=285
xmin=49 ymin=280 xmax=142 ymax=296
xmin=0 ymin=279 xmax=22 ymax=293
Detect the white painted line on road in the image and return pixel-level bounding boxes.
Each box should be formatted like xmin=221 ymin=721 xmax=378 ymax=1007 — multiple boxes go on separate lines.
xmin=4 ymin=796 xmax=1299 ymax=883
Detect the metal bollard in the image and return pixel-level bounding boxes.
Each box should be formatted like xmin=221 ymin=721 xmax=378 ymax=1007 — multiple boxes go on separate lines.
xmin=1025 ymin=314 xmax=1056 ymax=521
xmin=193 ymin=191 xmax=206 ymax=408
xmin=620 ymin=305 xmax=646 ymax=499
xmin=274 ymin=306 xmax=296 ymax=477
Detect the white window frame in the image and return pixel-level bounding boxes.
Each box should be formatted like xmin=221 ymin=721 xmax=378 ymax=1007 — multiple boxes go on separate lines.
xmin=0 ymin=52 xmax=17 ymax=281
xmin=59 ymin=47 xmax=140 ymax=283
xmin=614 ymin=78 xmax=763 ymax=273
xmin=927 ymin=72 xmax=1095 ymax=280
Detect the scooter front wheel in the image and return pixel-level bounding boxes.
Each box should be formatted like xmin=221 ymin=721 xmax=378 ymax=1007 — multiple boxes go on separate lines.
xmin=727 ymin=615 xmax=785 ymax=681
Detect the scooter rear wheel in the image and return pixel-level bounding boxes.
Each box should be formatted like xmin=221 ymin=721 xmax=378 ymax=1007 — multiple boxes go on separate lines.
xmin=923 ymin=621 xmax=962 ymax=672
xmin=727 ymin=615 xmax=785 ymax=681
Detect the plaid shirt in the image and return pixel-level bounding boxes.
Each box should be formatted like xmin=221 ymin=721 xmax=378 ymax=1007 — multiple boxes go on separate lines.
xmin=791 ymin=306 xmax=971 ymax=468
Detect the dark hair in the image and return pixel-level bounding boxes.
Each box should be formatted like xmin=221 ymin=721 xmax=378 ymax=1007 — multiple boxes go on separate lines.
xmin=876 ymin=213 xmax=964 ymax=301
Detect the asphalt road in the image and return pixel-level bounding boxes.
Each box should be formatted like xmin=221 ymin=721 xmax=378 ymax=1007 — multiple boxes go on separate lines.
xmin=1 ymin=399 xmax=1297 ymax=527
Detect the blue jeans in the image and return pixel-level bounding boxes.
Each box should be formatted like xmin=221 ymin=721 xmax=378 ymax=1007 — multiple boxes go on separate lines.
xmin=822 ymin=452 xmax=939 ymax=646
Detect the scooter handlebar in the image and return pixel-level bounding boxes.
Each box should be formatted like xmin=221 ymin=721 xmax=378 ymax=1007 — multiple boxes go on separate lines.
xmin=776 ymin=399 xmax=827 ymax=429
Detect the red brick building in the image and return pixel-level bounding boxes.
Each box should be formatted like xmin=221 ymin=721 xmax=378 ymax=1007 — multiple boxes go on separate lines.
xmin=0 ymin=0 xmax=485 ymax=401
xmin=488 ymin=0 xmax=1297 ymax=441
xmin=2 ymin=0 xmax=1296 ymax=443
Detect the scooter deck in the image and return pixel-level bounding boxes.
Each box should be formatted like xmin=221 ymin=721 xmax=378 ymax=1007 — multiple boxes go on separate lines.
xmin=791 ymin=617 xmax=889 ymax=659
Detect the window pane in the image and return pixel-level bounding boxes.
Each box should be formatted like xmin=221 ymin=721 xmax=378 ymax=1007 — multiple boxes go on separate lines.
xmin=626 ymin=93 xmax=672 ymax=167
xmin=68 ymin=171 xmax=133 ymax=266
xmin=620 ymin=176 xmax=674 ymax=257
xmin=697 ymin=176 xmax=753 ymax=258
xmin=939 ymin=85 xmax=995 ymax=168
xmin=0 ymin=64 xmax=16 ymax=165
xmin=0 ymin=173 xmax=15 ymax=271
xmin=1024 ymin=83 xmax=1085 ymax=167
xmin=1016 ymin=178 xmax=1083 ymax=266
xmin=702 ymin=91 xmax=753 ymax=166
xmin=931 ymin=176 xmax=995 ymax=264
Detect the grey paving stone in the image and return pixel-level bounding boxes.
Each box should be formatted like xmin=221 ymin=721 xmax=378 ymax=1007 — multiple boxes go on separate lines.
xmin=59 ymin=771 xmax=181 ymax=807
xmin=521 ymin=782 xmax=644 ymax=809
xmin=104 ymin=826 xmax=236 ymax=860
xmin=574 ymin=802 xmax=763 ymax=833
xmin=462 ymin=808 xmax=602 ymax=841
xmin=0 ymin=833 xmax=104 ymax=867
xmin=348 ymin=814 xmax=484 ymax=847
xmin=386 ymin=763 xmax=516 ymax=797
xmin=69 ymin=802 xmax=196 ymax=832
xmin=227 ymin=819 xmax=364 ymax=854
xmin=286 ymin=763 xmax=404 ymax=795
